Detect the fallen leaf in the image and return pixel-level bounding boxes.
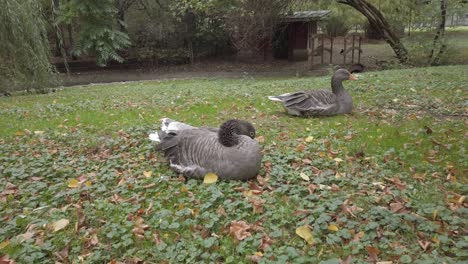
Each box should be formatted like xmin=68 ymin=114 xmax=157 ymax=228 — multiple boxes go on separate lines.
xmin=203 ymin=173 xmax=218 ymax=184
xmin=68 ymin=179 xmax=79 ymax=188
xmin=328 ymin=224 xmax=339 ymax=232
xmin=51 ymin=219 xmax=69 ymax=232
xmin=418 ymin=240 xmax=431 ymax=251
xmin=34 ymin=131 xmax=44 ymax=135
xmin=143 ymin=171 xmax=153 ymax=178
xmin=365 ymin=245 xmax=380 ymax=262
xmin=255 ymin=136 xmax=265 ymax=143
xmin=229 ymin=220 xmax=251 ymax=241
xmin=0 ymin=255 xmax=16 ymax=264
xmin=299 ymin=172 xmax=310 ymax=181
xmin=305 ymin=136 xmax=314 ymax=142
xmin=295 ymin=225 xmax=314 ymax=245
xmin=0 ymin=240 xmax=10 ymax=249
xmin=259 ymin=234 xmax=274 ymax=251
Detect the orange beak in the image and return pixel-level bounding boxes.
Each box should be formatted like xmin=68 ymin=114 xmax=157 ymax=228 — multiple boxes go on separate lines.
xmin=349 ymin=74 xmax=358 ymax=80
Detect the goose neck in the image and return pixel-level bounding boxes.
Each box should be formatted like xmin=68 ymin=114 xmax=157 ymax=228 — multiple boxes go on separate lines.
xmin=331 ymin=77 xmax=345 ymax=94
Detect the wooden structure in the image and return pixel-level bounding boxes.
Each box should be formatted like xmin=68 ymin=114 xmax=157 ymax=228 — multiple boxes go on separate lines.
xmin=309 ymin=33 xmax=334 ymax=67
xmin=280 ymin=10 xmax=330 ymax=63
xmin=342 ymin=33 xmax=363 ymax=65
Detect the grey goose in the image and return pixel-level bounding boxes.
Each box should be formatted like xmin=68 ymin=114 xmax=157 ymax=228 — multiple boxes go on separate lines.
xmin=268 ymin=69 xmax=357 ymax=117
xmin=149 ymin=118 xmax=262 ymax=180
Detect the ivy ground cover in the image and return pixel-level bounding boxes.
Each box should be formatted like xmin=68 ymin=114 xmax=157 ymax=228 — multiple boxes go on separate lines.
xmin=0 ymin=66 xmax=467 ymax=263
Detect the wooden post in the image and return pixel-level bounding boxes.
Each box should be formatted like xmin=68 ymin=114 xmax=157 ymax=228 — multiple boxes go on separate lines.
xmin=351 ymin=34 xmax=355 ymax=63
xmin=358 ymin=36 xmax=362 ymax=63
xmin=343 ymin=36 xmax=347 ymax=65
xmin=307 ymin=22 xmax=314 ymax=69
xmin=330 ymin=37 xmax=333 ymax=64
xmin=288 ymin=24 xmax=294 ymax=61
xmin=320 ymin=35 xmax=324 ymax=64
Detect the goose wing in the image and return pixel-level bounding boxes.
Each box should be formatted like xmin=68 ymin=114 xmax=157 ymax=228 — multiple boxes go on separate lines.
xmin=280 ymin=90 xmax=338 ymax=116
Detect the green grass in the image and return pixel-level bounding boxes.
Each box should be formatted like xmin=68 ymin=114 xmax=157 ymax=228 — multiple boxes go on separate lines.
xmin=1 ymin=66 xmax=467 ymax=263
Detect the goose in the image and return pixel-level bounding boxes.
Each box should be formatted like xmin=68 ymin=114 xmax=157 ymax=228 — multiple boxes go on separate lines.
xmin=149 ymin=119 xmax=262 ymax=180
xmin=267 ymin=69 xmax=357 ymax=117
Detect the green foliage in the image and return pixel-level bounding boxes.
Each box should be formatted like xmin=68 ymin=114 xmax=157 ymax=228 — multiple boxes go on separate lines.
xmin=57 ymin=0 xmax=130 ymax=66
xmin=0 ymin=66 xmax=467 ymax=262
xmin=0 ymin=0 xmax=57 ymax=93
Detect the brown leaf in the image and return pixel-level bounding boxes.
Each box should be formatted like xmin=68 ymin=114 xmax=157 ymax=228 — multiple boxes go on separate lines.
xmin=307 ymin=184 xmax=317 ymax=195
xmin=132 ymin=217 xmax=149 ymax=240
xmin=229 ymin=220 xmax=251 ymax=241
xmin=340 ymin=255 xmax=352 ymax=264
xmin=365 ymin=245 xmax=380 ymax=262
xmin=418 ymin=240 xmax=431 ymax=252
xmin=216 ymin=206 xmax=227 ymax=217
xmin=389 ymin=201 xmax=407 ymax=213
xmin=424 ymin=125 xmax=433 ymax=134
xmin=249 ymin=198 xmax=266 ymax=214
xmin=246 ymin=252 xmax=263 ymax=263
xmin=259 ymin=234 xmax=274 ymax=251
xmin=53 ymin=246 xmax=69 ymax=263
xmin=0 ymin=255 xmax=16 ymax=264
xmin=386 ymin=177 xmax=406 ymax=190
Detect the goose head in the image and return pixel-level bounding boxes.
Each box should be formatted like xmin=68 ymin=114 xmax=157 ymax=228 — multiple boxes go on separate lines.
xmin=218 ymin=119 xmax=256 ymax=147
xmin=332 ymin=69 xmax=357 ymax=94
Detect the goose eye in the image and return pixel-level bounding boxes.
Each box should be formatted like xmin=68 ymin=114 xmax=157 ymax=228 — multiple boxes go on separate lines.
xmin=250 ymin=132 xmax=255 ymax=137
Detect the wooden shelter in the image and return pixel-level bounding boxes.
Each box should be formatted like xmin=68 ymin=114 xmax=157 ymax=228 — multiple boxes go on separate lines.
xmin=280 ymin=10 xmax=330 ymax=61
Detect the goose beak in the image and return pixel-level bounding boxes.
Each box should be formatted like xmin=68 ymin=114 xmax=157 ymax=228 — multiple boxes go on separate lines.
xmin=349 ymin=74 xmax=358 ymax=80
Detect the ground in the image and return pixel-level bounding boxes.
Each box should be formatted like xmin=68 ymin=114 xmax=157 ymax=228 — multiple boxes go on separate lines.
xmin=58 ymin=27 xmax=468 ymax=87
xmin=0 ymin=65 xmax=467 ymax=263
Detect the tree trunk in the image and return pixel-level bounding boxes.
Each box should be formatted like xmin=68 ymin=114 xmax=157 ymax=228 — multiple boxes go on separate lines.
xmin=429 ymin=0 xmax=447 ymax=66
xmin=337 ymin=0 xmax=409 ymax=64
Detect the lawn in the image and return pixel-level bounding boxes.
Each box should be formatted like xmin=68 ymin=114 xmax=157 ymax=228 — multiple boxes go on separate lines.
xmin=0 ymin=65 xmax=467 ymax=263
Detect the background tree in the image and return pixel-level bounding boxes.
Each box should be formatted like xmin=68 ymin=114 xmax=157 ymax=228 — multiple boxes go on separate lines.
xmin=57 ymin=0 xmax=131 ymax=66
xmin=337 ymin=0 xmax=409 ymax=63
xmin=430 ymin=0 xmax=447 ymax=65
xmin=224 ymin=0 xmax=293 ymax=57
xmin=0 ymin=0 xmax=57 ymax=93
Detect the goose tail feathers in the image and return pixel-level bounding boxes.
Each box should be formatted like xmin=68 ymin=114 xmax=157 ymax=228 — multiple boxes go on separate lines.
xmin=267 ymin=96 xmax=283 ymax=102
xmin=148 ymin=132 xmax=160 ymax=142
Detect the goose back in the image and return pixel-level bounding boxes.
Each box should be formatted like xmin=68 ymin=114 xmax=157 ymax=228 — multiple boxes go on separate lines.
xmin=156 ymin=128 xmax=262 ymax=180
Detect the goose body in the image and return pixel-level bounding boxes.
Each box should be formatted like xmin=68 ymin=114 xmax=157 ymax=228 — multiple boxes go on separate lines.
xmin=149 ymin=119 xmax=262 ymax=180
xmin=268 ymin=69 xmax=357 ymax=117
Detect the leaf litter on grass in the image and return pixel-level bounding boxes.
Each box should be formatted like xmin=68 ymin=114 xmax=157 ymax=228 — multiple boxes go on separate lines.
xmin=0 ymin=66 xmax=467 ymax=263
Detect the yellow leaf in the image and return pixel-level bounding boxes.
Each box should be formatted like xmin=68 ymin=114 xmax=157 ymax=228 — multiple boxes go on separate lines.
xmin=15 ymin=131 xmax=24 ymax=136
xmin=432 ymin=210 xmax=438 ymax=221
xmin=254 ymin=252 xmax=263 ymax=257
xmin=305 ymin=136 xmax=314 ymax=142
xmin=85 ymin=181 xmax=92 ymax=187
xmin=0 ymin=240 xmax=10 ymax=249
xmin=300 ymin=172 xmax=310 ymax=181
xmin=143 ymin=171 xmax=152 ymax=178
xmin=34 ymin=131 xmax=45 ymax=135
xmin=334 ymin=158 xmax=343 ymax=163
xmin=295 ymin=225 xmax=314 ymax=245
xmin=319 ymin=152 xmax=325 ymax=157
xmin=432 ymin=236 xmax=440 ymax=245
xmin=328 ymin=224 xmax=339 ymax=232
xmin=51 ymin=219 xmax=69 ymax=232
xmin=203 ymin=173 xmax=218 ymax=184
xmin=68 ymin=179 xmax=79 ymax=188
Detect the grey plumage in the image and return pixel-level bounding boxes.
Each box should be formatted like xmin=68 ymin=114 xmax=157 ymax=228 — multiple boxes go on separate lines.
xmin=150 ymin=119 xmax=262 ymax=180
xmin=268 ymin=69 xmax=357 ymax=117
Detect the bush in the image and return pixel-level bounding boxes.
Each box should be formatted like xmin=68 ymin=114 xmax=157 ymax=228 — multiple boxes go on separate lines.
xmin=324 ymin=15 xmax=350 ymax=37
